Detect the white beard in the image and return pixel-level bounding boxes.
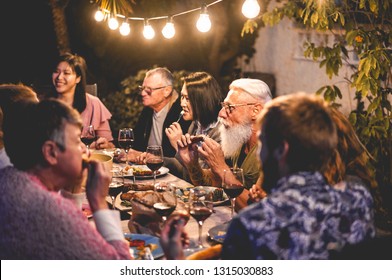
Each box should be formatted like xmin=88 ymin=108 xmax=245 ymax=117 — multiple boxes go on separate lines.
xmin=219 ymin=119 xmax=252 ymax=157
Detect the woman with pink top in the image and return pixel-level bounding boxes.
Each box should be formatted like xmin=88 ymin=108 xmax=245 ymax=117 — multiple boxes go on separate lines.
xmin=50 ymin=53 xmax=114 ymax=149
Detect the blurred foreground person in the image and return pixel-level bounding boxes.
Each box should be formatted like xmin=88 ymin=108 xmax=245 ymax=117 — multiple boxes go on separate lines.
xmin=161 ymin=93 xmax=375 ymax=260
xmin=0 ymin=99 xmax=130 ymax=259
xmin=0 ymin=84 xmax=38 ymax=170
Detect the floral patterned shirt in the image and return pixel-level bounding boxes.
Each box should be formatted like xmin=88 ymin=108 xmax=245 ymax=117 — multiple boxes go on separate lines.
xmin=221 ymin=171 xmax=375 ymax=259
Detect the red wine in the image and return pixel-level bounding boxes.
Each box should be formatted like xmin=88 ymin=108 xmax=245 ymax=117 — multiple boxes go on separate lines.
xmin=153 ymin=202 xmax=176 ymax=217
xmin=146 ymin=158 xmax=164 ymax=172
xmin=190 ymin=207 xmax=213 ymax=222
xmin=81 ymin=137 xmax=95 ymax=146
xmin=223 ymin=185 xmax=244 ymax=198
xmin=118 ymin=139 xmax=133 ymax=150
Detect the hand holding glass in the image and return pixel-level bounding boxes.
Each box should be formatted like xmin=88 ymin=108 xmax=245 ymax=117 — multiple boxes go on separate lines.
xmin=189 ymin=200 xmax=213 ymax=249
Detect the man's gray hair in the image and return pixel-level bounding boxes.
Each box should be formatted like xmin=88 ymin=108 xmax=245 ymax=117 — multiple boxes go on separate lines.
xmin=145 ymin=67 xmax=174 ymax=86
xmin=229 ymin=78 xmax=272 ymax=103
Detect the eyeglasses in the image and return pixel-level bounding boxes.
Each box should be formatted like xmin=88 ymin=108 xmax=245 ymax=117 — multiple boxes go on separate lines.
xmin=138 ymin=85 xmax=171 ymax=95
xmin=220 ymin=102 xmax=256 ymax=114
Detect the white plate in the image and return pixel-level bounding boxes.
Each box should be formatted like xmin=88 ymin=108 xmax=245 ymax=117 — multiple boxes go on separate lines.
xmin=114 ymin=193 xmax=132 ymax=212
xmin=208 ymin=223 xmax=229 ymax=244
xmin=124 ymin=233 xmax=164 ymax=260
xmin=115 ymin=165 xmax=170 ymax=179
xmin=177 ymin=186 xmax=229 ymax=206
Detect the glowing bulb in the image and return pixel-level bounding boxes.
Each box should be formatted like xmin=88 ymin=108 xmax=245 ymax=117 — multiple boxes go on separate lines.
xmin=119 ymin=22 xmax=130 ymax=36
xmin=162 ymin=19 xmax=175 ymax=39
xmin=143 ymin=22 xmax=155 ymax=39
xmin=242 ymin=0 xmax=261 ymax=19
xmin=94 ymin=10 xmax=104 ymax=22
xmin=196 ymin=11 xmax=211 ymax=33
xmin=108 ymin=16 xmax=119 ymax=30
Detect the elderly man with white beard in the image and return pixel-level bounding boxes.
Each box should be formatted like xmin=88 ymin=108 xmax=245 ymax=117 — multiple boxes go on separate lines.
xmin=176 ymin=78 xmax=272 ymax=210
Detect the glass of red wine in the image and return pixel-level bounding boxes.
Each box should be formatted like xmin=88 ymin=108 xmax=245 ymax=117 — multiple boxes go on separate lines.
xmin=153 ymin=183 xmax=177 ymax=223
xmin=81 ymin=125 xmax=96 ymax=151
xmin=145 ymin=145 xmax=164 ymax=187
xmin=118 ymin=128 xmax=134 ymax=163
xmin=222 ymin=168 xmax=245 ymax=219
xmin=189 ymin=200 xmax=214 ymax=248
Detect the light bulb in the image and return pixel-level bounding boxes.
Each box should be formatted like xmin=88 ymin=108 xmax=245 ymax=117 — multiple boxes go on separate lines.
xmin=196 ymin=12 xmax=211 ymax=33
xmin=108 ymin=16 xmax=119 ymax=30
xmin=242 ymin=0 xmax=261 ymax=19
xmin=119 ymin=22 xmax=130 ymax=36
xmin=162 ymin=19 xmax=175 ymax=39
xmin=94 ymin=10 xmax=104 ymax=22
xmin=143 ymin=22 xmax=155 ymax=39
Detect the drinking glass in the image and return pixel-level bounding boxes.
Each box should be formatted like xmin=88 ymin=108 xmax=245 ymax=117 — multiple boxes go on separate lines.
xmin=222 ymin=167 xmax=245 ymax=219
xmin=81 ymin=125 xmax=96 ymax=151
xmin=153 ymin=183 xmax=177 ymax=222
xmin=108 ymin=166 xmax=125 ymax=209
xmin=189 ymin=200 xmax=214 ymax=249
xmin=118 ymin=128 xmax=134 ymax=163
xmin=145 ymin=145 xmax=163 ymax=186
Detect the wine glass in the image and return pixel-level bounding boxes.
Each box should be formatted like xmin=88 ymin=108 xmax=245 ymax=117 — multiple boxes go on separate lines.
xmin=81 ymin=125 xmax=96 ymax=151
xmin=145 ymin=145 xmax=164 ymax=186
xmin=108 ymin=166 xmax=125 ymax=209
xmin=222 ymin=167 xmax=245 ymax=219
xmin=189 ymin=200 xmax=214 ymax=249
xmin=153 ymin=183 xmax=177 ymax=223
xmin=118 ymin=128 xmax=134 ymax=164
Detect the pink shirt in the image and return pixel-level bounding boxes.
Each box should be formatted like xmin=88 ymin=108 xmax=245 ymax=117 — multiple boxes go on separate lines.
xmin=80 ymin=94 xmax=113 ymax=141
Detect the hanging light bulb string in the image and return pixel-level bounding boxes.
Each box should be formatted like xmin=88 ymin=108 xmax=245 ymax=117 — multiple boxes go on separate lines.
xmin=93 ymin=0 xmax=261 ymax=38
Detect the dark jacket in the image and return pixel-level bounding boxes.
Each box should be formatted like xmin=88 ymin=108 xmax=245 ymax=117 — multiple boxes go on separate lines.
xmin=133 ymin=96 xmax=191 ymax=157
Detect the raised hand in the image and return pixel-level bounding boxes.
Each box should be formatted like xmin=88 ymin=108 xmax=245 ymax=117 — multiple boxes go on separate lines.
xmin=197 ymin=137 xmax=229 ymax=179
xmin=177 ymin=133 xmax=199 ymax=167
xmin=165 ymin=122 xmax=183 ymax=151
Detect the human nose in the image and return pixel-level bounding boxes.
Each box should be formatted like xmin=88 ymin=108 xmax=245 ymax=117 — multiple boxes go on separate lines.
xmin=218 ymin=106 xmax=227 ymax=118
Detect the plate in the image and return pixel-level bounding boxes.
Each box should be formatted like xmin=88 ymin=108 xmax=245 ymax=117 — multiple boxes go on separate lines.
xmin=114 ymin=193 xmax=132 ymax=212
xmin=115 ymin=165 xmax=170 ymax=179
xmin=124 ymin=233 xmax=164 ymax=260
xmin=208 ymin=223 xmax=229 ymax=244
xmin=177 ymin=186 xmax=229 ymax=206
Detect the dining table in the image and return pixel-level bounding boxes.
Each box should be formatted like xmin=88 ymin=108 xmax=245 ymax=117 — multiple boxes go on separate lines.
xmin=103 ymin=159 xmax=232 ymax=256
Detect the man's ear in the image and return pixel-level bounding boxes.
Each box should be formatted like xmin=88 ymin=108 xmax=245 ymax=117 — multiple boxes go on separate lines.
xmin=251 ymin=103 xmax=263 ymax=120
xmin=273 ymin=141 xmax=289 ymax=161
xmin=41 ymin=141 xmax=59 ymax=165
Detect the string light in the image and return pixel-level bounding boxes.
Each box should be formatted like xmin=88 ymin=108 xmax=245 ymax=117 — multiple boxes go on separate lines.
xmin=162 ymin=17 xmax=175 ymax=39
xmin=143 ymin=20 xmax=155 ymax=39
xmin=108 ymin=14 xmax=119 ymax=30
xmin=94 ymin=8 xmax=105 ymax=22
xmin=196 ymin=5 xmax=212 ymax=33
xmin=119 ymin=19 xmax=130 ymax=36
xmin=241 ymin=0 xmax=261 ymax=19
xmin=92 ymin=0 xmax=248 ymax=39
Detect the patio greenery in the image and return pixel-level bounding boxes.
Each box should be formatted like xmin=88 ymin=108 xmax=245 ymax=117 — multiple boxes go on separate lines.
xmin=242 ymin=0 xmax=392 ymax=229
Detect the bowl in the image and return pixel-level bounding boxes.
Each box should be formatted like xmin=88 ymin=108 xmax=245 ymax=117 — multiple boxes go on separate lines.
xmin=90 ymin=152 xmax=113 ymax=171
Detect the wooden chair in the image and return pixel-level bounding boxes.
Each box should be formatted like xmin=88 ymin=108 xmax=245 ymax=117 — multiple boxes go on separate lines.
xmin=86 ymin=83 xmax=98 ymax=96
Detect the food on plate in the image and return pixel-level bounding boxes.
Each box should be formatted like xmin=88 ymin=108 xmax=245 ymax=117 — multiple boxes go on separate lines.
xmin=122 ymin=183 xmax=154 ymax=192
xmin=178 ymin=187 xmax=225 ymax=203
xmin=124 ymin=236 xmax=159 ymax=260
xmin=191 ymin=135 xmax=205 ymax=143
xmin=186 ymin=244 xmax=222 ymax=260
xmin=122 ymin=165 xmax=161 ymax=176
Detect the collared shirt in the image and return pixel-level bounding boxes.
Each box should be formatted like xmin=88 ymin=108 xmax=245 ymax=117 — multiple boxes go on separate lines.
xmin=0 ymin=148 xmax=12 ymax=170
xmin=148 ymin=102 xmax=170 ymax=146
xmin=222 ymin=171 xmax=375 ymax=259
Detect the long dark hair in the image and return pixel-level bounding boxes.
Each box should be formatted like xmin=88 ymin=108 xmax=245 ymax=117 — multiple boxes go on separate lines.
xmin=51 ymin=53 xmax=87 ymax=113
xmin=182 ymin=72 xmax=224 ymax=128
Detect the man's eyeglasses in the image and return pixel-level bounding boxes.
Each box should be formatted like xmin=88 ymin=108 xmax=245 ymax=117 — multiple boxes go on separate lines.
xmin=220 ymin=102 xmax=256 ymax=114
xmin=138 ymin=85 xmax=171 ymax=95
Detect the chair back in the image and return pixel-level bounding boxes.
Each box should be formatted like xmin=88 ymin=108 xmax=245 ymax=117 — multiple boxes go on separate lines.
xmin=86 ymin=83 xmax=98 ymax=96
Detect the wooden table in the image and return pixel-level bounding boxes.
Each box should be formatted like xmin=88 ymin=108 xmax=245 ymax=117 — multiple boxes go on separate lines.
xmin=107 ymin=162 xmax=232 ymax=248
